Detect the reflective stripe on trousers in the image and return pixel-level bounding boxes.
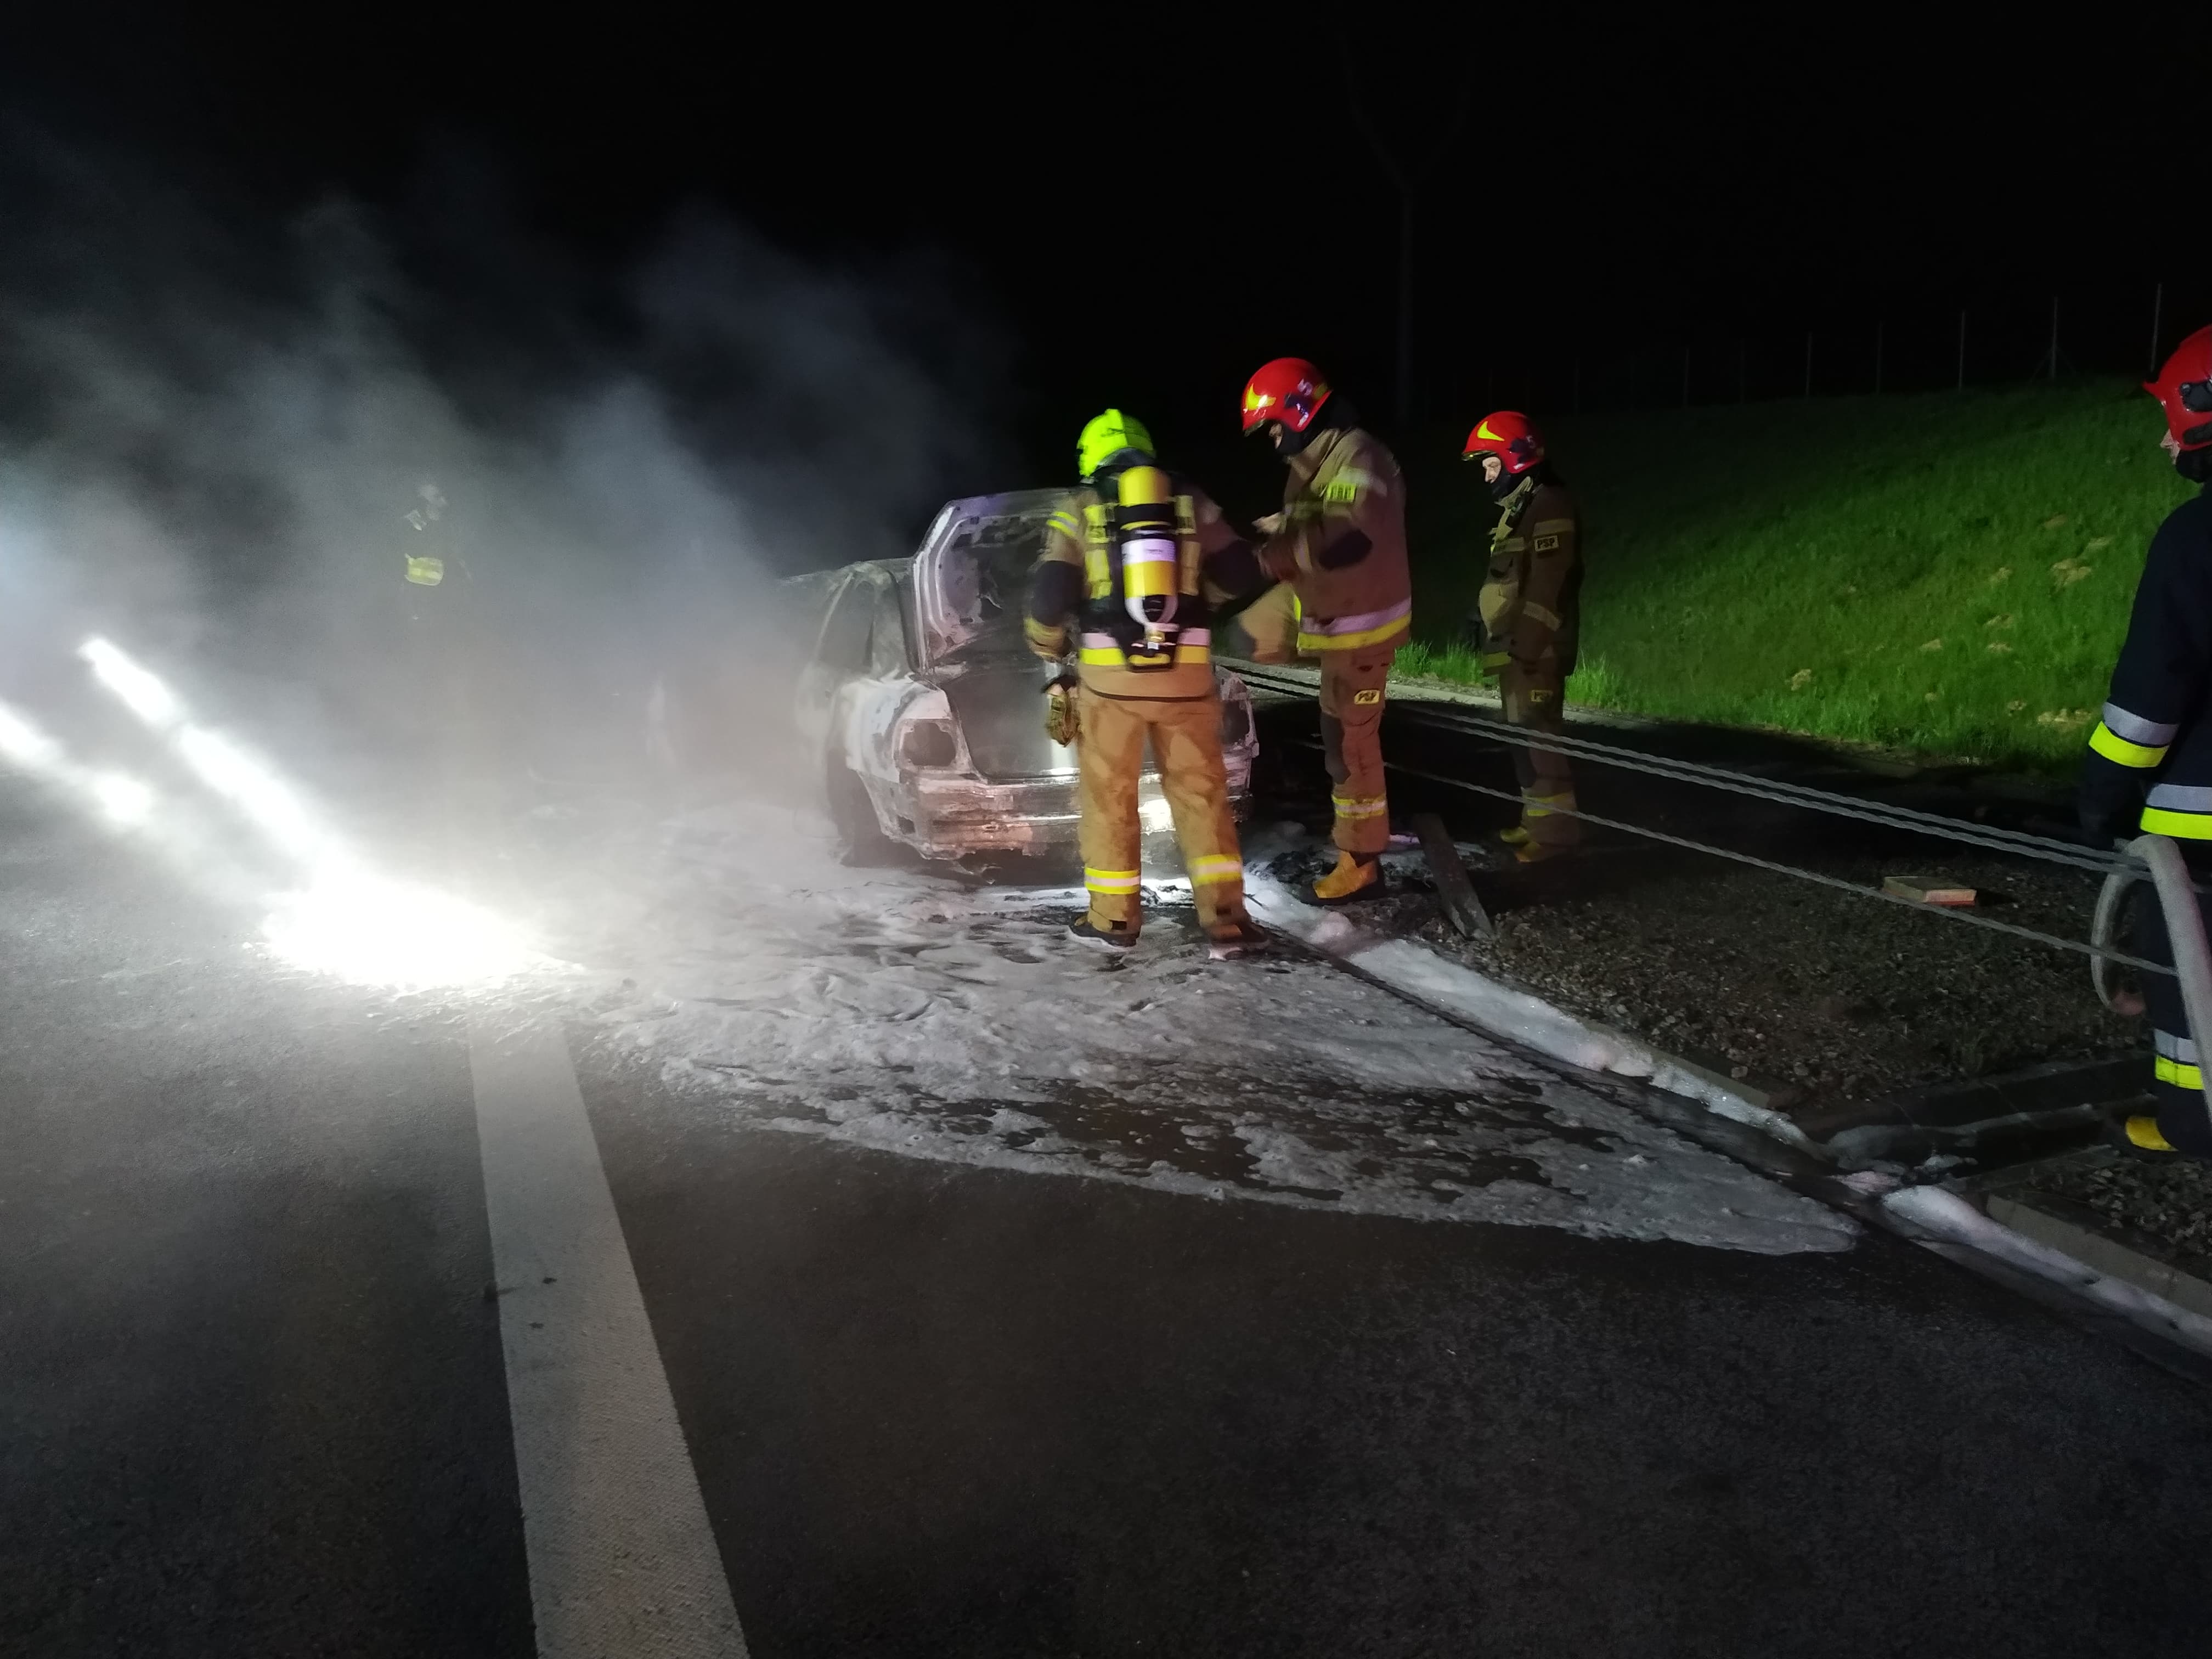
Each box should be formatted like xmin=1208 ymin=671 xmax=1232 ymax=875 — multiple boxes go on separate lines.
xmin=1074 ymin=689 xmax=1247 ymax=935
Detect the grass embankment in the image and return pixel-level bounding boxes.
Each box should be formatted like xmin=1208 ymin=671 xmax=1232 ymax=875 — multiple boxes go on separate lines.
xmin=1397 ymin=382 xmax=2198 ymax=770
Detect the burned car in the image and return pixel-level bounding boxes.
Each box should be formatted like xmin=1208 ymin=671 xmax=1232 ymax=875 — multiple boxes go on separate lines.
xmin=784 ymin=489 xmax=1259 ymax=861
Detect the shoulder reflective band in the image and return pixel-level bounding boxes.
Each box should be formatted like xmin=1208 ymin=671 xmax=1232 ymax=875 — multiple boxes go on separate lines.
xmin=1085 ymin=867 xmax=1141 ymax=893
xmin=2102 ymin=701 xmax=2179 ymax=747
xmin=1188 ymin=854 xmax=1243 ymax=885
xmin=1531 ymin=518 xmax=1575 ymax=534
xmin=1324 ymin=467 xmax=1383 ymax=504
xmin=2089 ymin=722 xmax=2168 ymax=768
xmin=405 ymin=556 xmax=445 ymax=586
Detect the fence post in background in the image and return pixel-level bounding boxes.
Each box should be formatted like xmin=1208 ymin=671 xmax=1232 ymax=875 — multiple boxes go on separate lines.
xmin=1956 ymin=309 xmax=1967 ymax=391
xmin=2151 ymin=281 xmax=2165 ymax=376
xmin=1803 ymin=331 xmax=1813 ymax=399
xmin=1737 ymin=338 xmax=1746 ymax=403
xmin=1875 ymin=320 xmax=1884 ymax=394
xmin=2048 ymin=294 xmax=2060 ymax=383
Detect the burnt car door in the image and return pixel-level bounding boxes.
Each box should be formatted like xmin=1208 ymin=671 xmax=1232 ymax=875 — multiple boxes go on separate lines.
xmin=910 ymin=492 xmax=1073 ymax=781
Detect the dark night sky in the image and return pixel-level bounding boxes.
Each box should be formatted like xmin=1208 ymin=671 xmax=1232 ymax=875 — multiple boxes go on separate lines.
xmin=2 ymin=11 xmax=2204 ymax=508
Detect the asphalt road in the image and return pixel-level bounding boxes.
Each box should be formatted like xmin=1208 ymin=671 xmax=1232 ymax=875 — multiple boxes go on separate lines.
xmin=8 ymin=778 xmax=2212 ymax=1658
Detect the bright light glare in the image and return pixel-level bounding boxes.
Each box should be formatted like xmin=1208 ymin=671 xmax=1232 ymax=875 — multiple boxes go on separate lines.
xmin=262 ymin=873 xmax=540 ymax=989
xmin=79 ymin=637 xmax=183 ymax=727
xmin=71 ymin=635 xmax=540 ymax=989
xmin=0 ymin=702 xmax=63 ymax=768
xmin=91 ymin=772 xmax=155 ymax=826
xmin=1140 ymin=795 xmax=1176 ymax=833
xmin=175 ymin=727 xmax=334 ymax=865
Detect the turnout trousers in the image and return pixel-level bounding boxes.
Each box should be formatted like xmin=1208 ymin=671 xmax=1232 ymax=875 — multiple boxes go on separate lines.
xmin=2135 ymin=841 xmax=2212 ymax=1155
xmin=1077 ymin=687 xmax=1248 ymax=939
xmin=1499 ymin=658 xmax=1581 ymax=847
xmin=1318 ymin=647 xmax=1395 ymax=855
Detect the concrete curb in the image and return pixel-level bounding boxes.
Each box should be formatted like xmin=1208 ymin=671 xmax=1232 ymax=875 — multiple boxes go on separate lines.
xmin=1885 ymin=1185 xmax=2212 ymax=1361
xmin=1979 ymin=1191 xmax=2212 ymax=1323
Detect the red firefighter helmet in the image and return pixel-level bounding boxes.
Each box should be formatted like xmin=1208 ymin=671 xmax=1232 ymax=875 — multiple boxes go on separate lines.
xmin=1241 ymin=358 xmax=1333 ymax=435
xmin=1462 ymin=411 xmax=1545 ymax=475
xmin=2146 ymin=325 xmax=2212 ymax=452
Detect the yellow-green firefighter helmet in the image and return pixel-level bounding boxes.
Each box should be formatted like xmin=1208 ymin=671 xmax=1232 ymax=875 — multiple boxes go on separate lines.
xmin=1077 ymin=409 xmax=1155 ymax=481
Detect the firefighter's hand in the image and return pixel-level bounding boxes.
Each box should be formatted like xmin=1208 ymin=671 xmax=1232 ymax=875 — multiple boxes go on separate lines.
xmin=1044 ymin=678 xmax=1079 ymax=748
xmin=2078 ymin=777 xmax=2143 ymax=848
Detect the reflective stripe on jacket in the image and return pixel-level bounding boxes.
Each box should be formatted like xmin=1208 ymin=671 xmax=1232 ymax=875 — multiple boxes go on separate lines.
xmin=1255 ymin=426 xmax=1412 ymax=653
xmin=2080 ymin=487 xmax=2212 ymax=834
xmin=1475 ymin=479 xmax=1581 ymax=672
xmin=1029 ymin=477 xmax=1254 ymax=698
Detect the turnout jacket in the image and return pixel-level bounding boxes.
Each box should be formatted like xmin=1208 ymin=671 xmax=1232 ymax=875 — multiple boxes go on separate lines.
xmin=1474 ymin=476 xmax=1582 ymax=674
xmin=1025 ymin=475 xmax=1263 ymax=699
xmin=1253 ymin=425 xmax=1413 ymax=654
xmin=2080 ymin=485 xmax=2212 ymax=840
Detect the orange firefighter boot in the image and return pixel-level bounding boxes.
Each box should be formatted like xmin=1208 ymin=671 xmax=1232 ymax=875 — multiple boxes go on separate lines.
xmin=1312 ymin=850 xmax=1384 ymax=904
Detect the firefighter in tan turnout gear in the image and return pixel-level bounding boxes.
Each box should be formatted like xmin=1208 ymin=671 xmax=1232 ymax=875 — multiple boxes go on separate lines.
xmin=1465 ymin=411 xmax=1583 ymax=861
xmin=1025 ymin=410 xmax=1269 ymax=956
xmin=1243 ymin=358 xmax=1412 ymax=903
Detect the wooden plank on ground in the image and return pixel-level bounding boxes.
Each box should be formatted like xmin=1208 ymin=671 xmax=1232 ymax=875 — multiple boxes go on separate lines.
xmin=1414 ymin=812 xmax=1494 ymax=940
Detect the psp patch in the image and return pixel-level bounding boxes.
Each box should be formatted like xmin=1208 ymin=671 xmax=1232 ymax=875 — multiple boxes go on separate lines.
xmin=1533 ymin=534 xmax=1562 ymax=552
xmin=1353 ymin=688 xmax=1383 ymax=706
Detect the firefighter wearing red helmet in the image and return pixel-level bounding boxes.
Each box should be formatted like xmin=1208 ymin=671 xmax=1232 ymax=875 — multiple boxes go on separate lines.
xmin=1243 ymin=358 xmax=1412 ymax=902
xmin=1464 ymin=411 xmax=1583 ymax=861
xmin=2078 ymin=324 xmax=2212 ymax=1161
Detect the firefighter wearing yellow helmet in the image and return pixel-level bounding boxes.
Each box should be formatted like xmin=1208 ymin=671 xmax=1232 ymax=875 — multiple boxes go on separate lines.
xmin=1025 ymin=410 xmax=1271 ymax=956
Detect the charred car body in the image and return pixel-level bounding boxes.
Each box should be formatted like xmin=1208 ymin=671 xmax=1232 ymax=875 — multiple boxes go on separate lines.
xmin=785 ymin=489 xmax=1259 ymax=860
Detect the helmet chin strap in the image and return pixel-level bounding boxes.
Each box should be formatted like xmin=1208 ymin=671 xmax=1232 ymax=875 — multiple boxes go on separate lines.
xmin=1489 ymin=470 xmax=1536 ymax=507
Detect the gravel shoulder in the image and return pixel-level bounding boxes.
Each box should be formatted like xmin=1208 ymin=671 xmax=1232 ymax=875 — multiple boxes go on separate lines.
xmin=1269 ymin=836 xmax=2143 ymax=1115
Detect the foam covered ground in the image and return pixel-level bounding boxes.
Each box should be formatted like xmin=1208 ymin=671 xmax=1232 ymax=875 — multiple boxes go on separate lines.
xmin=537 ymin=800 xmax=1855 ymax=1256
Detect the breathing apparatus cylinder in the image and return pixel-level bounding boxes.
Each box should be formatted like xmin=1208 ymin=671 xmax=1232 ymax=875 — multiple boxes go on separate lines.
xmin=1116 ymin=465 xmax=1179 ymax=669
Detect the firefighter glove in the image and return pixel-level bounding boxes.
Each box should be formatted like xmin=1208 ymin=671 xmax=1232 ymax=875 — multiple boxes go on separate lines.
xmin=1044 ymin=676 xmax=1079 ymax=748
xmin=2078 ymin=768 xmax=2144 ymax=849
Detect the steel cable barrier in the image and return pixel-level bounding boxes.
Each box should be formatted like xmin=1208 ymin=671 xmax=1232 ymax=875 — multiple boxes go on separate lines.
xmin=1231 ymin=661 xmax=2177 ymax=977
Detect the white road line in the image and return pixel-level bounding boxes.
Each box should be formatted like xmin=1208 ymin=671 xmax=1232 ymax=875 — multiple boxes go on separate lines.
xmin=469 ymin=1018 xmax=748 ymax=1658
